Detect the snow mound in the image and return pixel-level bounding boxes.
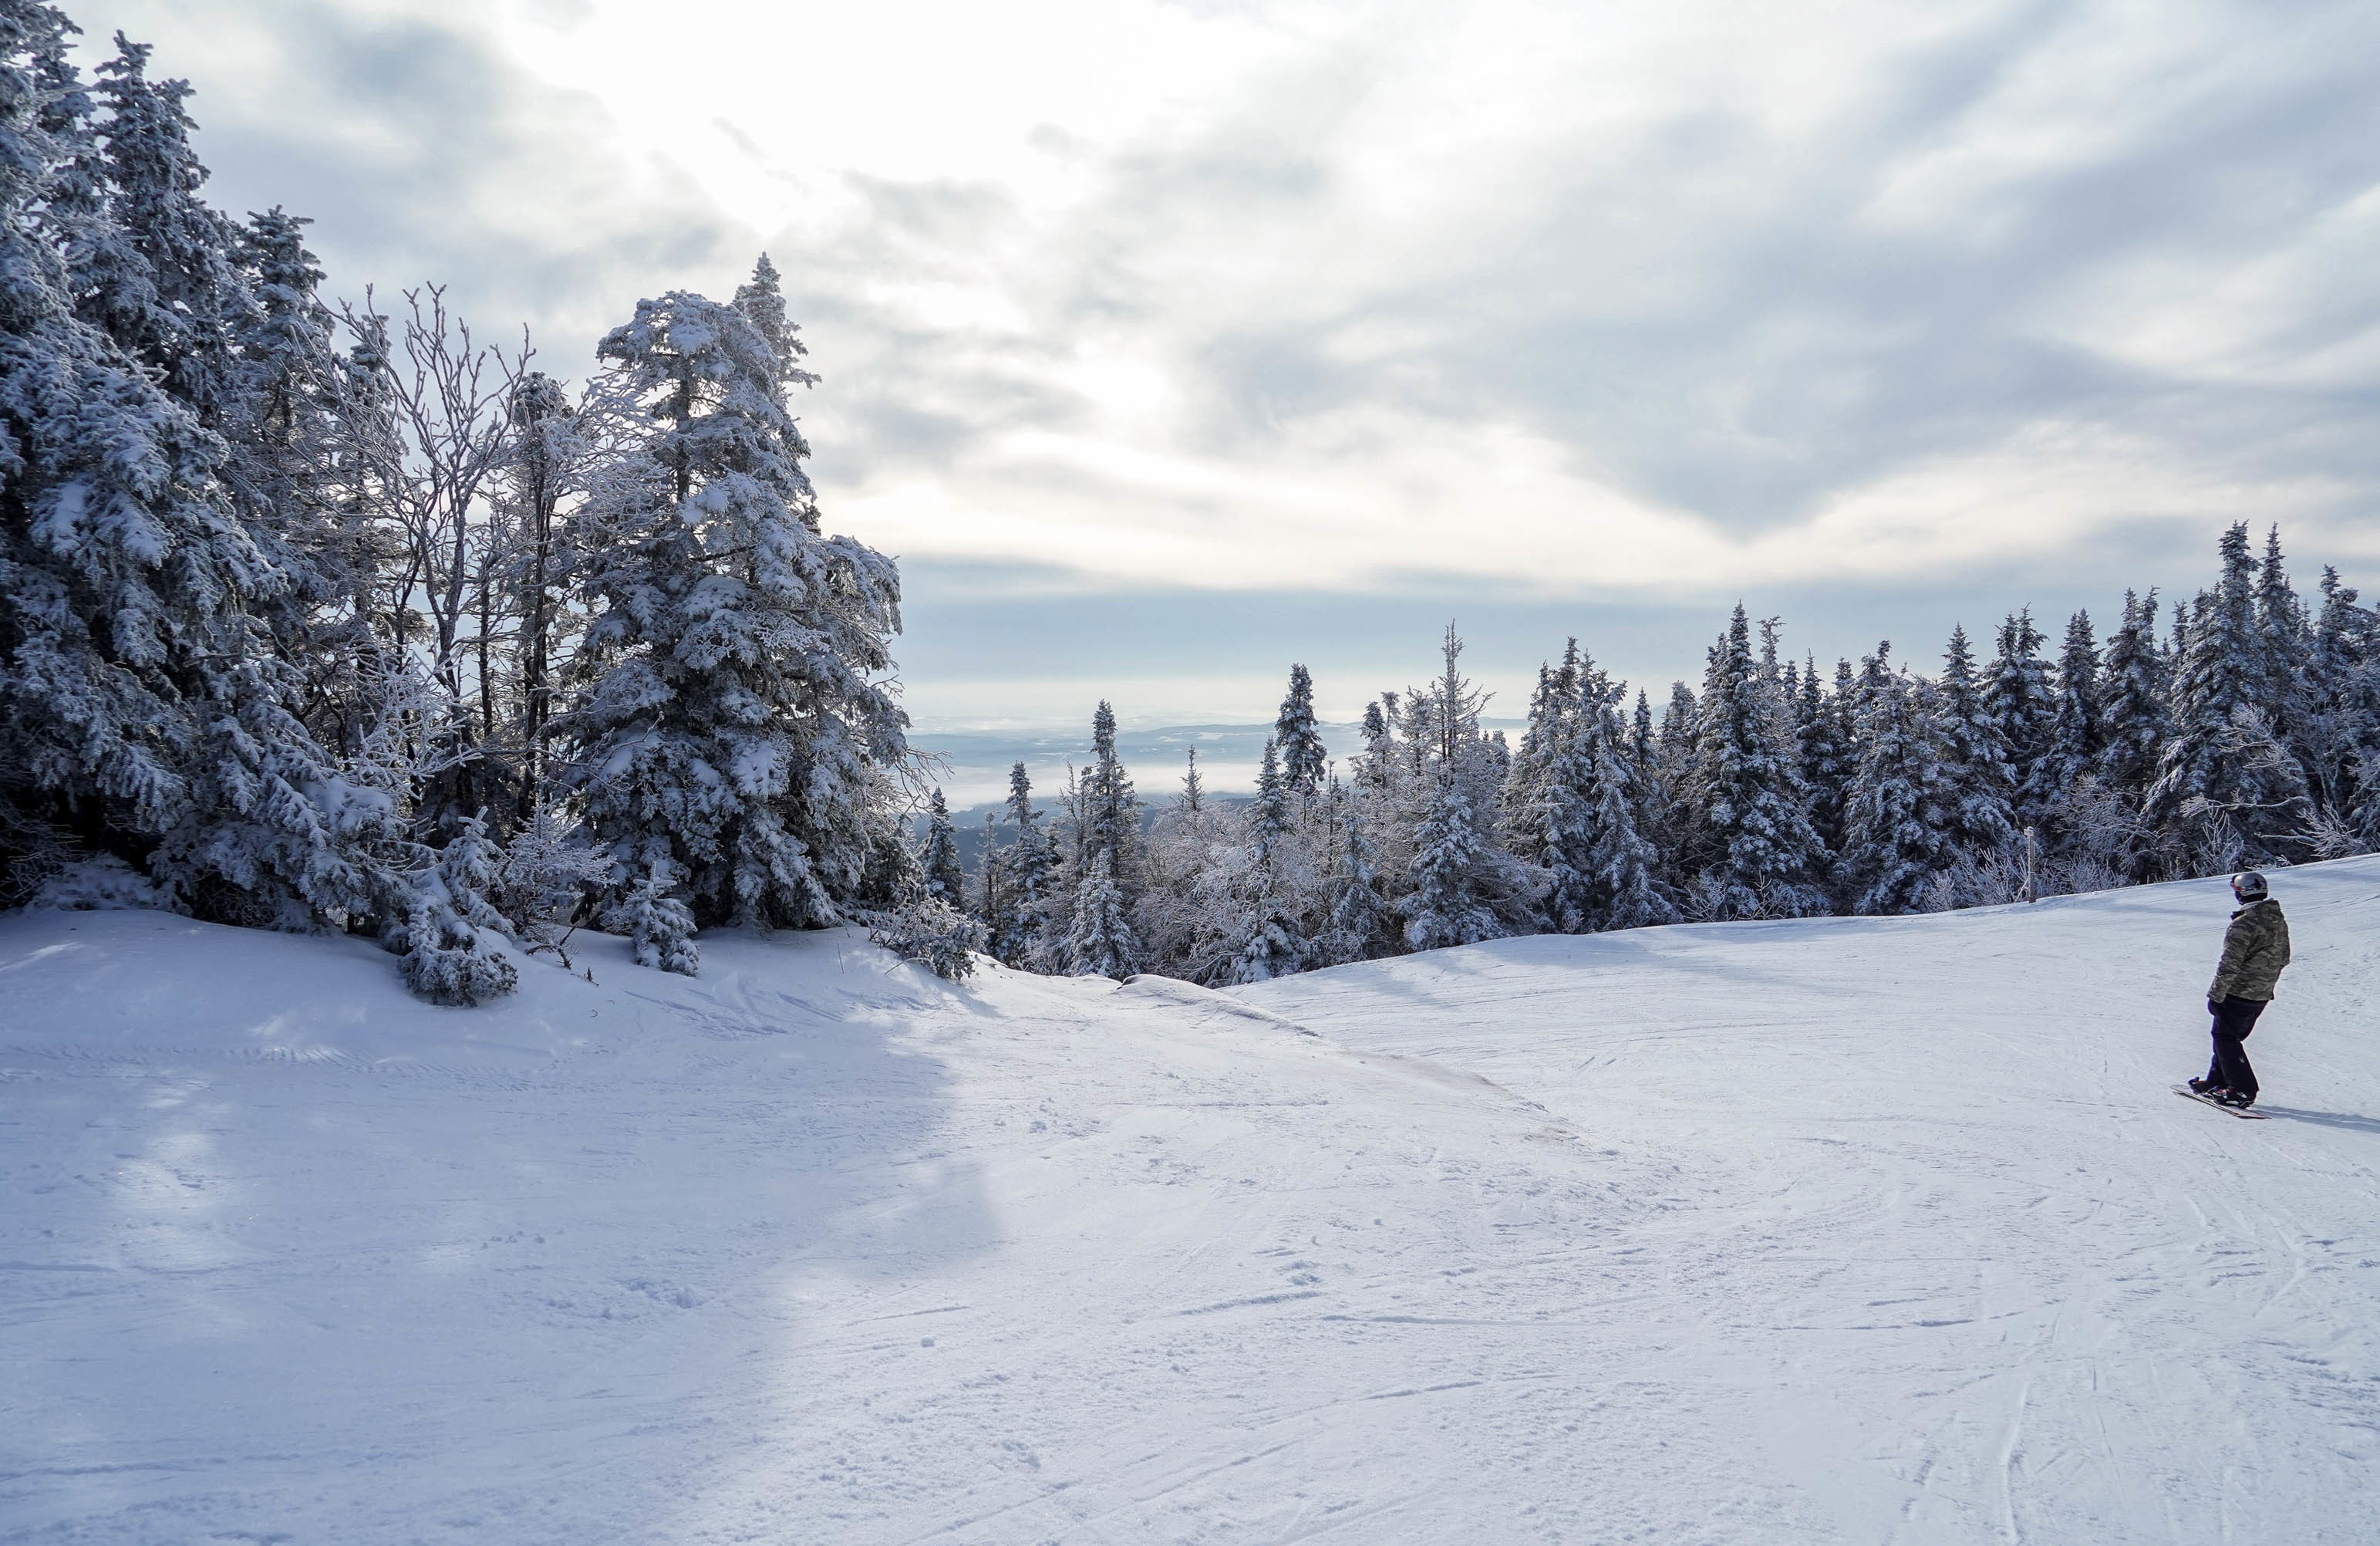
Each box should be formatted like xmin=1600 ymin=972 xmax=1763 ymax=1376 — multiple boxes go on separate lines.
xmin=5 ymin=859 xmax=2380 ymax=1542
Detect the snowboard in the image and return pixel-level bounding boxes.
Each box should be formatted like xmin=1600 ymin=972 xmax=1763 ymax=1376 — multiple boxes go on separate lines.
xmin=2173 ymin=1084 xmax=2268 ymax=1119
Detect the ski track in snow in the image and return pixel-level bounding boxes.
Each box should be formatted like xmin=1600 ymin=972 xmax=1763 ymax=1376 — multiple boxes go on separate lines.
xmin=2 ymin=866 xmax=2379 ymax=1542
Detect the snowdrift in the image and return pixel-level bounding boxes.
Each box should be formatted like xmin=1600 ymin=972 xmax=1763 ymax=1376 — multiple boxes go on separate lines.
xmin=5 ymin=861 xmax=2379 ymax=1542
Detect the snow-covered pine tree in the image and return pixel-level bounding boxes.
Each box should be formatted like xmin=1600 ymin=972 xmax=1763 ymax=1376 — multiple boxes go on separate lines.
xmin=2038 ymin=610 xmax=2103 ymax=823
xmin=605 ymin=859 xmax=700 ymax=976
xmin=393 ymin=812 xmax=519 ymax=1004
xmin=564 ymin=258 xmax=909 ymax=936
xmin=921 ymin=788 xmax=963 ymax=905
xmin=1274 ymin=663 xmax=1327 ymax=798
xmin=1248 ymin=739 xmax=1290 ymax=865
xmin=1934 ymin=625 xmax=2018 ymax=865
xmin=79 ymin=35 xmax=248 ymax=426
xmin=1583 ymin=706 xmax=1676 ymax=930
xmin=2147 ymin=524 xmax=2312 ymax=869
xmin=1507 ymin=650 xmax=1592 ymax=931
xmin=1798 ymin=653 xmax=1856 ymax=862
xmin=1352 ymin=698 xmax=1397 ymax=794
xmin=2097 ymin=589 xmax=2169 ymax=800
xmin=1839 ymin=668 xmax=1954 ymax=915
xmin=1061 ymin=846 xmax=1138 ymax=978
xmin=1079 ymin=700 xmax=1142 ymax=901
xmin=1987 ymin=608 xmax=2057 ymax=833
xmin=1320 ymin=794 xmax=1395 ymax=964
xmin=0 ymin=10 xmax=374 ymax=929
xmin=2307 ymin=571 xmax=2380 ymax=842
xmin=995 ymin=761 xmax=1055 ymax=966
xmin=1180 ymin=746 xmax=1205 ymax=815
xmin=2254 ymin=525 xmax=2320 ymax=798
xmin=1530 ymin=716 xmax=1596 ymax=936
xmin=1690 ymin=605 xmax=1825 ymax=919
xmin=1402 ymin=776 xmax=1502 ymax=951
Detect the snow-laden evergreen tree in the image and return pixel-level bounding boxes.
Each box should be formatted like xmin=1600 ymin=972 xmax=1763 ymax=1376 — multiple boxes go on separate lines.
xmin=1840 ymin=670 xmax=1954 ymax=915
xmin=1533 ymin=722 xmax=1600 ymax=935
xmin=564 ymin=257 xmax=909 ymax=936
xmin=1690 ymin=605 xmax=1825 ymax=919
xmin=1583 ymin=706 xmax=1676 ymax=930
xmin=1274 ymin=663 xmax=1327 ymax=798
xmin=393 ymin=812 xmax=518 ymax=1004
xmin=2097 ymin=589 xmax=2169 ymax=799
xmin=1077 ymin=700 xmax=1141 ymax=900
xmin=1508 ymin=647 xmax=1595 ymax=932
xmin=0 ymin=8 xmax=376 ymax=928
xmin=606 ymin=859 xmax=700 ymax=976
xmin=77 ymin=35 xmax=248 ymax=425
xmin=921 ymin=787 xmax=963 ymax=905
xmin=993 ymin=761 xmax=1054 ymax=966
xmin=2035 ymin=609 xmax=2105 ymax=844
xmin=1061 ymin=846 xmax=1138 ymax=978
xmin=1249 ymin=739 xmax=1291 ymax=862
xmin=1987 ymin=608 xmax=2056 ymax=832
xmin=2307 ymin=570 xmax=2380 ymax=843
xmin=1179 ymin=746 xmax=1205 ymax=814
xmin=1351 ymin=697 xmax=1397 ymax=793
xmin=1798 ymin=654 xmax=1856 ymax=861
xmin=1403 ymin=777 xmax=1502 ymax=950
xmin=1320 ymin=794 xmax=1395 ymax=964
xmin=2256 ymin=525 xmax=2312 ymax=753
xmin=1933 ymin=625 xmax=2017 ymax=864
xmin=2147 ymin=524 xmax=2311 ymax=867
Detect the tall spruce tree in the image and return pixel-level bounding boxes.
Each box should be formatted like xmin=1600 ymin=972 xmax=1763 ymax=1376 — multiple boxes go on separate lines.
xmin=992 ymin=761 xmax=1053 ymax=966
xmin=565 ymin=258 xmax=908 ymax=933
xmin=2147 ymin=524 xmax=2311 ymax=866
xmin=1987 ymin=607 xmax=2056 ymax=832
xmin=1583 ymin=706 xmax=1675 ymax=930
xmin=1691 ymin=605 xmax=1825 ymax=918
xmin=0 ymin=8 xmax=373 ymax=928
xmin=1323 ymin=795 xmax=1395 ymax=963
xmin=921 ymin=788 xmax=962 ymax=904
xmin=1798 ymin=653 xmax=1856 ymax=861
xmin=1061 ymin=846 xmax=1138 ymax=978
xmin=2040 ymin=609 xmax=2103 ymax=822
xmin=1840 ymin=670 xmax=1954 ymax=915
xmin=1935 ymin=625 xmax=2017 ymax=863
xmin=2097 ymin=589 xmax=2169 ymax=799
xmin=1274 ymin=663 xmax=1327 ymax=797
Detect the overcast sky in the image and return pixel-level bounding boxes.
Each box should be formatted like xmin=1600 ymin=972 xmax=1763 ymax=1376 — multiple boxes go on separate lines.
xmin=72 ymin=0 xmax=2380 ymax=733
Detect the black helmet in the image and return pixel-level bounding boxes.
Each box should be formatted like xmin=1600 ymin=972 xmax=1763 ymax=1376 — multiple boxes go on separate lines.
xmin=2231 ymin=871 xmax=2269 ymax=901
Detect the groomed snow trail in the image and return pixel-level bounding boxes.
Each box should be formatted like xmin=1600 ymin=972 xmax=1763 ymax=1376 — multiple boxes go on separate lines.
xmin=1239 ymin=860 xmax=2380 ymax=1544
xmin=0 ymin=861 xmax=2374 ymax=1543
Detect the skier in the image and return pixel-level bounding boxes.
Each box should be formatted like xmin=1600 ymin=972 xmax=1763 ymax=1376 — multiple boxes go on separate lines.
xmin=2188 ymin=871 xmax=2291 ymax=1109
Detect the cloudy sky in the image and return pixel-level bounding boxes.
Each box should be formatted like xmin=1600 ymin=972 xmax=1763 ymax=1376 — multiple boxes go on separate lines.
xmin=73 ymin=0 xmax=2380 ymax=738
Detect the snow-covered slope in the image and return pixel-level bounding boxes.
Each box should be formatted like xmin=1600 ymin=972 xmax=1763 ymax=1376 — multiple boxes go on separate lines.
xmin=4 ymin=862 xmax=2378 ymax=1543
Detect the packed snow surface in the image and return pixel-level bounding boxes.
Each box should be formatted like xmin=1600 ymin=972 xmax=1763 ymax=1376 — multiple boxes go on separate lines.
xmin=5 ymin=863 xmax=2380 ymax=1543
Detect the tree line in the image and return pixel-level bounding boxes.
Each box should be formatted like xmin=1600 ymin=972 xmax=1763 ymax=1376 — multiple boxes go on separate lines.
xmin=0 ymin=6 xmax=960 ymax=997
xmin=952 ymin=523 xmax=2380 ymax=986
xmin=9 ymin=5 xmax=2373 ymax=1003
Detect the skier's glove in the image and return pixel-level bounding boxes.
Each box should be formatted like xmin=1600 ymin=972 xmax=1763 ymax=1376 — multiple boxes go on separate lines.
xmin=2207 ymin=997 xmax=2223 ymax=1017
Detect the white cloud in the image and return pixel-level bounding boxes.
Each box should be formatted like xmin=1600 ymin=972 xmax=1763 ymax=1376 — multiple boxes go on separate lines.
xmin=66 ymin=0 xmax=2380 ymax=722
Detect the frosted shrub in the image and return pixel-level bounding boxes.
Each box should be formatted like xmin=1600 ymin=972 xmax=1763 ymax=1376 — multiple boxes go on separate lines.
xmin=28 ymin=856 xmax=164 ymax=912
xmin=605 ymin=865 xmax=700 ymax=977
xmin=867 ymin=896 xmax=984 ymax=981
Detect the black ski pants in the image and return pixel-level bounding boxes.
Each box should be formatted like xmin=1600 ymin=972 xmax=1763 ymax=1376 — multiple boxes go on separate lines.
xmin=2206 ymin=995 xmax=2267 ymax=1099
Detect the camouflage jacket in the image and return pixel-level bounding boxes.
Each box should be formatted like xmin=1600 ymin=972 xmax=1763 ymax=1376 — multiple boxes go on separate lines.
xmin=2210 ymin=898 xmax=2291 ymax=1002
